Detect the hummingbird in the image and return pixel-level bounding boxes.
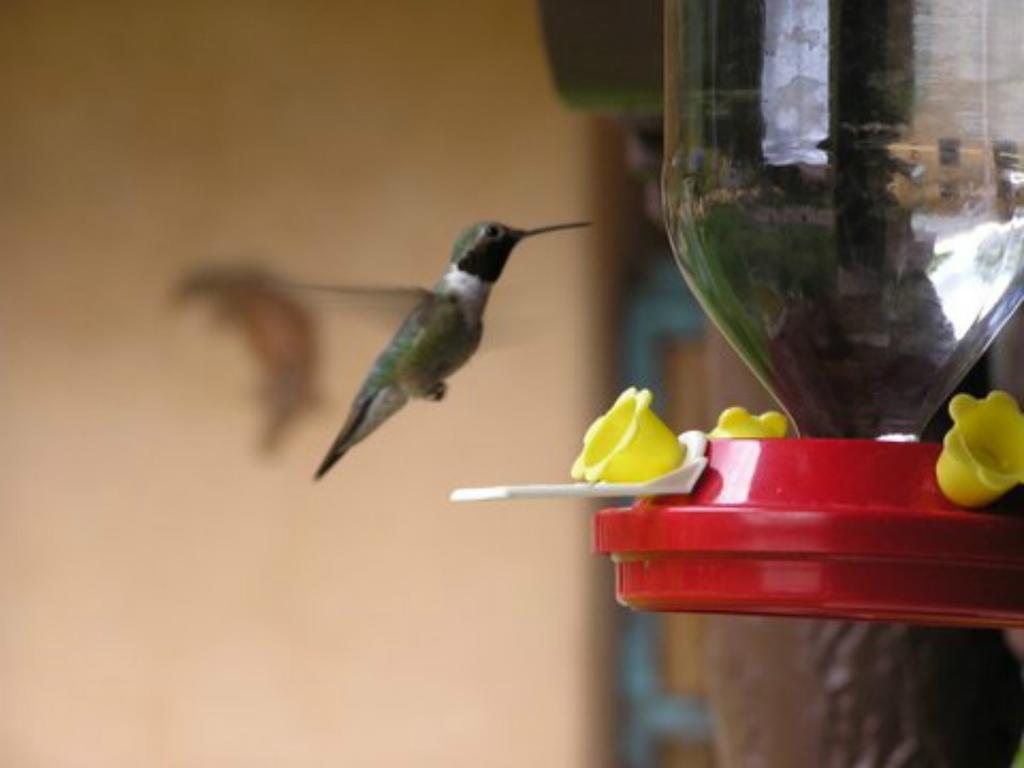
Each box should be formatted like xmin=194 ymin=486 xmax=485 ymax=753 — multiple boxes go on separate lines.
xmin=313 ymin=219 xmax=588 ymax=480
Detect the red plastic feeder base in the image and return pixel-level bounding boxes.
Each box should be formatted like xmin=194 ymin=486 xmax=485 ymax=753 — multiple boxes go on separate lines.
xmin=593 ymin=439 xmax=1024 ymax=628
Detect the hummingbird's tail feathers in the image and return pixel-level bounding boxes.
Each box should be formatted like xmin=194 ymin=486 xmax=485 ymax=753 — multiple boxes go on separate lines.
xmin=313 ymin=442 xmax=351 ymax=481
xmin=313 ymin=396 xmax=371 ymax=480
xmin=313 ymin=386 xmax=408 ymax=480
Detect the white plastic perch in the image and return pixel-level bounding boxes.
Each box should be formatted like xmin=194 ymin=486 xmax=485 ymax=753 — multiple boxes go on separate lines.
xmin=450 ymin=431 xmax=709 ymax=502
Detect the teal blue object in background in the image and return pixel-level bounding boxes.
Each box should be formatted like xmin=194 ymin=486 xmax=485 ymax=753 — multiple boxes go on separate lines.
xmin=618 ymin=254 xmax=710 ymax=767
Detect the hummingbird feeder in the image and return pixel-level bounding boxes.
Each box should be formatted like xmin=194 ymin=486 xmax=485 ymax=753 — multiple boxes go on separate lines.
xmin=458 ymin=0 xmax=1024 ymax=628
xmin=593 ymin=0 xmax=1024 ymax=629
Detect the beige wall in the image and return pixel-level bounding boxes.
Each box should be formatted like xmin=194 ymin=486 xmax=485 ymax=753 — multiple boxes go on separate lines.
xmin=0 ymin=3 xmax=608 ymax=765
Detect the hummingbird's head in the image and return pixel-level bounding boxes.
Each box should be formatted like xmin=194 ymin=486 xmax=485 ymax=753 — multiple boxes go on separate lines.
xmin=450 ymin=220 xmax=589 ymax=283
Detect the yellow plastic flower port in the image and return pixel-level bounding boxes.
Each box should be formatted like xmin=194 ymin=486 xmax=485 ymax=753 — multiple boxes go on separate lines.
xmin=571 ymin=387 xmax=685 ymax=484
xmin=936 ymin=390 xmax=1024 ymax=508
xmin=708 ymin=407 xmax=789 ymax=439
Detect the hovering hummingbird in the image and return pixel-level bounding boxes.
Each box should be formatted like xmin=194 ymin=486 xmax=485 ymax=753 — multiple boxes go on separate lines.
xmin=314 ymin=220 xmax=588 ymax=480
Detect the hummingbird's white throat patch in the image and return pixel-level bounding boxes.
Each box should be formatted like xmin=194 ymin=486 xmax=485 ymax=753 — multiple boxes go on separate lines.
xmin=442 ymin=266 xmax=491 ymax=321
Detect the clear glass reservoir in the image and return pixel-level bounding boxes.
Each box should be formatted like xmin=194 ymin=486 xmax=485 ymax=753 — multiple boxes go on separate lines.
xmin=664 ymin=0 xmax=1024 ymax=438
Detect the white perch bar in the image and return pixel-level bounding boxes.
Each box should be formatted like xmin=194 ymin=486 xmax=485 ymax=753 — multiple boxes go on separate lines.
xmin=450 ymin=432 xmax=708 ymax=502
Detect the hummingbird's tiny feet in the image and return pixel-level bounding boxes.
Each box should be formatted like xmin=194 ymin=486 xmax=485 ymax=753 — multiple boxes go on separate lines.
xmin=426 ymin=382 xmax=447 ymax=402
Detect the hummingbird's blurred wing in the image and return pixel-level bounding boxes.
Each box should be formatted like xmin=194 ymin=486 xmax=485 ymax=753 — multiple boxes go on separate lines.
xmin=281 ymin=280 xmax=540 ymax=350
xmin=281 ymin=282 xmax=429 ymax=303
xmin=174 ymin=264 xmax=321 ymax=452
xmin=276 ymin=282 xmax=430 ymax=329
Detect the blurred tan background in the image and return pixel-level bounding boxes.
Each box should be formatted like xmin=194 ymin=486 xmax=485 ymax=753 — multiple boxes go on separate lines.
xmin=0 ymin=2 xmax=617 ymax=765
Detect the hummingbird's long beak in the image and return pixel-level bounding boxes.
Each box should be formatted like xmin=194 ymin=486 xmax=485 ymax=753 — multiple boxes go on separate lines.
xmin=520 ymin=221 xmax=590 ymax=239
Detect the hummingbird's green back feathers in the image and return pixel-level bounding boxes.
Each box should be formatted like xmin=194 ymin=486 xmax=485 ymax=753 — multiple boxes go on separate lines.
xmin=388 ymin=294 xmax=482 ymax=394
xmin=313 ymin=292 xmax=480 ymax=479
